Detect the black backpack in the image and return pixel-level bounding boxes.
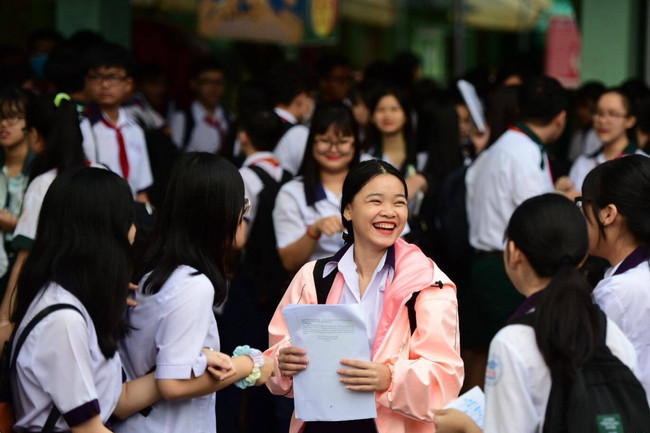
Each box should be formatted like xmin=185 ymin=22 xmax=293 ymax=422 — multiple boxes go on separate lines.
xmin=512 ymin=310 xmax=650 ymax=433
xmin=240 ymin=166 xmax=293 ymax=315
xmin=435 ymin=165 xmax=471 ymax=270
xmin=0 ymin=304 xmax=83 ymax=433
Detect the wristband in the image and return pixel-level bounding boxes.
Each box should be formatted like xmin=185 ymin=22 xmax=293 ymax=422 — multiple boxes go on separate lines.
xmin=306 ymin=225 xmax=321 ymax=240
xmin=233 ymin=345 xmax=264 ymax=389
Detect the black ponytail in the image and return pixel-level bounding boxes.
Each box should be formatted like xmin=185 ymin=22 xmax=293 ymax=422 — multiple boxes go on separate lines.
xmin=506 ymin=193 xmax=599 ymax=382
xmin=26 ymin=95 xmax=86 ymax=182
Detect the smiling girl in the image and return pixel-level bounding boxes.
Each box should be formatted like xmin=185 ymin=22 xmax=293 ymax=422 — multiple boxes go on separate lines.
xmin=273 ymin=103 xmax=360 ymax=273
xmin=267 ymin=160 xmax=463 ymax=433
xmin=569 ymin=88 xmax=639 ymax=191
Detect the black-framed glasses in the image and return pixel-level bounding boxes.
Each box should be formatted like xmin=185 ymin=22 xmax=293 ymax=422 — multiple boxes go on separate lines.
xmin=314 ymin=136 xmax=354 ymax=153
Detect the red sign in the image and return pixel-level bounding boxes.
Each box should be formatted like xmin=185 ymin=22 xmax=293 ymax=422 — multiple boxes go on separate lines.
xmin=545 ymin=16 xmax=581 ymax=89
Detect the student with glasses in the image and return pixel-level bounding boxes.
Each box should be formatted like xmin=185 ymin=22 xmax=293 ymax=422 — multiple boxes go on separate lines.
xmin=569 ymin=88 xmax=640 ymax=191
xmin=273 ymin=103 xmax=361 ymax=273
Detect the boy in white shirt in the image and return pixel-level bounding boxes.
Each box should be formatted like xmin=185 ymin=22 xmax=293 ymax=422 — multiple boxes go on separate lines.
xmin=82 ymin=42 xmax=153 ymax=203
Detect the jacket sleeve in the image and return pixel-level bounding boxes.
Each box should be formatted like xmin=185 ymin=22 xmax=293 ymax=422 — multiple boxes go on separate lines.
xmin=264 ymin=263 xmax=316 ymax=397
xmin=377 ymin=280 xmax=464 ymax=422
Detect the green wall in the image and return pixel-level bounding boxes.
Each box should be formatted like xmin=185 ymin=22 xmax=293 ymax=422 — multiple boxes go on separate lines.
xmin=580 ymin=0 xmax=640 ymax=85
xmin=56 ymin=0 xmax=131 ymax=48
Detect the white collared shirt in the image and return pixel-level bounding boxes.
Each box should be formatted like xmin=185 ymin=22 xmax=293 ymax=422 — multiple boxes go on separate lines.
xmin=239 ymin=151 xmax=286 ymax=228
xmin=273 ymin=177 xmax=345 ymax=261
xmin=466 ymin=129 xmax=554 ymax=251
xmin=483 ymin=314 xmax=637 ymax=433
xmin=13 ymin=168 xmax=58 ymax=247
xmin=327 ymin=245 xmax=392 ymax=351
xmin=569 ymin=151 xmax=605 ymax=192
xmin=593 ymin=256 xmax=650 ymax=404
xmin=568 ymin=127 xmax=601 ymax=162
xmin=115 ymin=265 xmax=220 ymax=433
xmin=273 ymin=107 xmax=297 ymax=124
xmin=170 ymin=101 xmax=229 ymax=154
xmin=81 ymin=108 xmax=154 ymax=195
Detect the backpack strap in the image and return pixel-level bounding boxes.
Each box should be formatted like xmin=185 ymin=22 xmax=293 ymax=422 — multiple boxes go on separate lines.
xmin=181 ymin=109 xmax=195 ymax=152
xmin=249 ymin=165 xmax=276 ymax=188
xmin=313 ymin=257 xmax=337 ymax=305
xmin=11 ymin=304 xmax=83 ymax=433
xmin=405 ymin=292 xmax=419 ymax=335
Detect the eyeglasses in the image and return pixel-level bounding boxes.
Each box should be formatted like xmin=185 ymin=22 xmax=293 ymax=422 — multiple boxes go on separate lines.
xmin=314 ymin=136 xmax=354 ymax=153
xmin=86 ymin=73 xmax=128 ymax=86
xmin=242 ymin=198 xmax=251 ymax=218
xmin=592 ymin=111 xmax=628 ymax=121
xmin=574 ymin=196 xmax=591 ymax=209
xmin=0 ymin=115 xmax=24 ymax=126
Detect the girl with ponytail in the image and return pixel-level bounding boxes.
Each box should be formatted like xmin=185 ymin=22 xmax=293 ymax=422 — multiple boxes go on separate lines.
xmin=434 ymin=193 xmax=638 ymax=433
xmin=582 ymin=154 xmax=650 ymax=402
xmin=0 ymin=94 xmax=87 ymax=349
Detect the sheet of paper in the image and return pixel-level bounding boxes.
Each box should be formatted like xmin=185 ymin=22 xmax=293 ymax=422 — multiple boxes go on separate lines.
xmin=282 ymin=304 xmax=377 ymax=422
xmin=444 ymin=386 xmax=485 ymax=429
xmin=457 ymin=79 xmax=487 ymax=133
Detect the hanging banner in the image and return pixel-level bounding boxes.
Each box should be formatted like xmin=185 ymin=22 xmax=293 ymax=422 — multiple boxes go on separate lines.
xmin=544 ymin=16 xmax=581 ymax=88
xmin=197 ymin=0 xmax=339 ymax=45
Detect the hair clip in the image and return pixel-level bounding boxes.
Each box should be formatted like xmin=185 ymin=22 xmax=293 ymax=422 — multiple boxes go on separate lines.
xmin=54 ymin=93 xmax=71 ymax=107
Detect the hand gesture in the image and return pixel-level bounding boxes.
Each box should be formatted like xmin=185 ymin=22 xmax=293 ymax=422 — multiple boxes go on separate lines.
xmin=278 ymin=346 xmax=308 ymax=377
xmin=311 ymin=216 xmax=344 ymax=237
xmin=255 ymin=355 xmax=276 ymax=385
xmin=337 ymin=359 xmax=391 ymax=392
xmin=204 ymin=349 xmax=236 ymax=381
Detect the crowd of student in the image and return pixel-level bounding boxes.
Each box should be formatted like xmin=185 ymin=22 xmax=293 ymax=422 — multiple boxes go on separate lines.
xmin=1 ymin=28 xmax=650 ymax=433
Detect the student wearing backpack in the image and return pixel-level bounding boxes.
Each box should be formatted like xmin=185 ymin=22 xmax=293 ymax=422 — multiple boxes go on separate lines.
xmin=581 ymin=155 xmax=650 ymax=403
xmin=273 ymin=103 xmax=360 ymax=273
xmin=266 ymin=160 xmax=464 ymax=433
xmin=9 ymin=168 xmax=167 ymax=432
xmin=434 ymin=193 xmax=644 ymax=433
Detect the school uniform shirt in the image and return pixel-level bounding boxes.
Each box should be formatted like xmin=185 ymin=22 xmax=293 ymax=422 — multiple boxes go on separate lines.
xmin=239 ymin=151 xmax=286 ymax=230
xmin=12 ymin=168 xmax=58 ymax=251
xmin=273 ymin=177 xmax=345 ymax=261
xmin=115 ymin=265 xmax=220 ymax=433
xmin=11 ymin=283 xmax=122 ymax=431
xmin=569 ymin=142 xmax=639 ymax=192
xmin=169 ymin=101 xmax=229 ymax=154
xmin=324 ymin=244 xmax=394 ymax=352
xmin=592 ymin=246 xmax=650 ymax=404
xmin=466 ymin=126 xmax=554 ymax=252
xmin=483 ymin=312 xmax=637 ymax=433
xmin=81 ymin=107 xmax=154 ymax=195
xmin=567 ymin=127 xmax=600 ymax=162
xmin=273 ymin=110 xmax=309 ymax=176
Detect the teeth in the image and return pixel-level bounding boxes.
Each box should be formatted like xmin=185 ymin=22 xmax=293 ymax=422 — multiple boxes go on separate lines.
xmin=374 ymin=223 xmax=395 ymax=230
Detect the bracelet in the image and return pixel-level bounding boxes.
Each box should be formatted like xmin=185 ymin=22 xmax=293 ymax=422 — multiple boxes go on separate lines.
xmin=306 ymin=225 xmax=321 ymax=240
xmin=233 ymin=345 xmax=264 ymax=389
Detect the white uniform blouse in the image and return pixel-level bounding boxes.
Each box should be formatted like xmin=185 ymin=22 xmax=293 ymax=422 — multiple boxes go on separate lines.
xmin=170 ymin=101 xmax=229 ymax=154
xmin=12 ymin=168 xmax=58 ymax=250
xmin=11 ymin=283 xmax=122 ymax=431
xmin=466 ymin=128 xmax=554 ymax=252
xmin=484 ymin=315 xmax=637 ymax=433
xmin=239 ymin=151 xmax=286 ymax=230
xmin=273 ymin=177 xmax=345 ymax=262
xmin=115 ymin=265 xmax=220 ymax=433
xmin=592 ymin=247 xmax=650 ymax=404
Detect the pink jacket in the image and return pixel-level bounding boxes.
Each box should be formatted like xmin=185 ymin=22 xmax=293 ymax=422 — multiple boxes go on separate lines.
xmin=265 ymin=238 xmax=464 ymax=433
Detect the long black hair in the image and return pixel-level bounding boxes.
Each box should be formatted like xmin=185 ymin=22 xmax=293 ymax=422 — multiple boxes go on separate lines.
xmin=340 ymin=159 xmax=407 ymax=244
xmin=582 ymin=154 xmax=650 ymax=247
xmin=135 ymin=153 xmax=244 ymax=305
xmin=298 ymin=103 xmax=360 ymax=206
xmin=13 ymin=167 xmax=134 ymax=359
xmin=506 ymin=193 xmax=597 ymax=382
xmin=25 ymin=95 xmax=86 ymax=181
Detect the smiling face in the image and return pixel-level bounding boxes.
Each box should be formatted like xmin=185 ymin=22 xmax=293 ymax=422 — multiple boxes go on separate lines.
xmin=372 ymin=94 xmax=407 ymax=136
xmin=312 ymin=124 xmax=356 ymax=174
xmin=593 ymin=92 xmax=636 ymax=147
xmin=343 ymin=173 xmax=408 ymax=252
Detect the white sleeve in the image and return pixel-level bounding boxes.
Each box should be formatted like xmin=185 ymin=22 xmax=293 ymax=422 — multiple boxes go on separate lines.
xmin=273 ymin=184 xmax=307 ymax=249
xmin=169 ymin=111 xmax=185 ymax=149
xmin=29 ymin=310 xmax=101 ymax=425
xmin=483 ymin=333 xmax=540 ymax=433
xmin=510 ymin=155 xmax=551 ymax=206
xmin=274 ymin=126 xmax=309 ymax=175
xmin=154 ymin=276 xmax=216 ymax=379
xmin=80 ymin=118 xmax=96 ymax=163
xmin=13 ymin=181 xmax=44 ymax=248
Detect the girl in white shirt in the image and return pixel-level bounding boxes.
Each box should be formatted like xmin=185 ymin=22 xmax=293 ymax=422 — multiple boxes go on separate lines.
xmin=116 ymin=153 xmax=274 ymax=433
xmin=580 ymin=154 xmax=650 ymax=402
xmin=434 ymin=193 xmax=641 ymax=433
xmin=10 ymin=167 xmax=161 ymax=433
xmin=274 ymin=103 xmax=360 ymax=272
